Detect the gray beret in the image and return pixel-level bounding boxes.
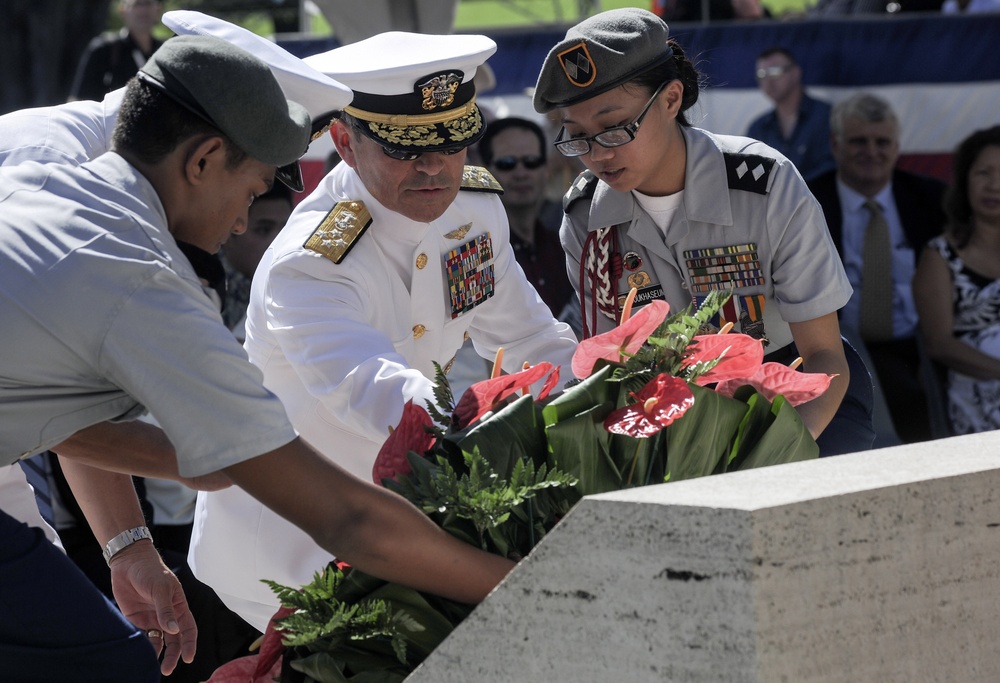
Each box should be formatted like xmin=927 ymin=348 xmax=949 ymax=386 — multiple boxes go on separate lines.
xmin=532 ymin=8 xmax=673 ymax=114
xmin=139 ymin=35 xmax=311 ymax=187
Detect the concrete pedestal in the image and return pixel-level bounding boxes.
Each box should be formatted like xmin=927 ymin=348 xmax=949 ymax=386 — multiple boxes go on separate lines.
xmin=407 ymin=433 xmax=1000 ymax=682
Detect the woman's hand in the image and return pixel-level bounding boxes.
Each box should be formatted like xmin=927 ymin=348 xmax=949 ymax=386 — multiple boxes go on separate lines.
xmin=788 ymin=312 xmax=850 ymax=439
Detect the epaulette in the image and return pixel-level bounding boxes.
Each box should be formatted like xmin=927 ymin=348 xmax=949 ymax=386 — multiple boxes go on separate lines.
xmin=563 ymin=170 xmax=598 ymax=213
xmin=723 ymin=153 xmax=776 ymax=195
xmin=303 ymin=200 xmax=372 ymax=264
xmin=460 ymin=166 xmax=503 ymax=194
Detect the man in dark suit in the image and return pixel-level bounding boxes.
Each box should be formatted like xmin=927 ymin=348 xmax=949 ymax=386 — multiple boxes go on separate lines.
xmin=808 ymin=92 xmax=946 ymax=444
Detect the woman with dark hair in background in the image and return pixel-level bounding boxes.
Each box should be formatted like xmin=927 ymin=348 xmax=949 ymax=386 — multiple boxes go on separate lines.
xmin=533 ymin=7 xmax=874 ymax=455
xmin=914 ymin=125 xmax=1000 ymax=435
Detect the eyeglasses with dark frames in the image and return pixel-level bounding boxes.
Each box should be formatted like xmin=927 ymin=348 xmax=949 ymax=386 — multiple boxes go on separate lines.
xmin=553 ymin=81 xmax=669 ymax=158
xmin=492 ymin=154 xmax=545 ymax=171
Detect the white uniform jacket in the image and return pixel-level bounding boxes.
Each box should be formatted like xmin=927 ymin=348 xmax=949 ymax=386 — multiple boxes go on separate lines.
xmin=561 ymin=125 xmax=851 ymax=353
xmin=190 ymin=162 xmax=577 ymax=631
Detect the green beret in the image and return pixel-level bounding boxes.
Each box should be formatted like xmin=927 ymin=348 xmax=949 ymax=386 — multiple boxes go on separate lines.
xmin=139 ymin=35 xmax=311 ymax=189
xmin=532 ymin=8 xmax=673 ymax=114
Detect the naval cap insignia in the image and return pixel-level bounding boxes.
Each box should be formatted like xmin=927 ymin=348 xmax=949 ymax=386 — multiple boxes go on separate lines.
xmin=417 ymin=72 xmax=462 ymax=111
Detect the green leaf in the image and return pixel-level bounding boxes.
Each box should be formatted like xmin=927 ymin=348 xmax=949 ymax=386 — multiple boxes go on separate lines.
xmin=664 ymin=383 xmax=748 ymax=481
xmin=725 ymin=390 xmax=775 ymax=473
xmin=362 ymin=582 xmax=457 ymax=660
xmin=545 ymin=405 xmax=621 ymax=496
xmin=447 ymin=394 xmax=546 ymax=478
xmin=542 ymin=364 xmax=615 ymax=426
xmin=288 ymin=651 xmax=351 ymax=683
xmin=734 ymin=395 xmax=819 ymax=470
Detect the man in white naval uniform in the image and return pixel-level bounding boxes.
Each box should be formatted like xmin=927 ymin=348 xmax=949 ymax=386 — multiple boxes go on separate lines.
xmin=190 ymin=32 xmax=578 ymax=631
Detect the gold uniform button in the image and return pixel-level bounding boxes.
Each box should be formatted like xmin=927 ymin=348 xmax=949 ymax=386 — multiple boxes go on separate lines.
xmin=415 ymin=253 xmax=428 ymax=269
xmin=412 ymin=324 xmax=426 ymax=339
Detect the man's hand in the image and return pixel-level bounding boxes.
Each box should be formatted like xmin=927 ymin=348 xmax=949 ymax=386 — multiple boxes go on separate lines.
xmin=109 ymin=543 xmax=198 ymax=676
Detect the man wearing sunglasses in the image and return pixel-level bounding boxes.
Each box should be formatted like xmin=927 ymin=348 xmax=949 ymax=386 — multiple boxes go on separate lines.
xmin=189 ymin=31 xmax=578 ymax=632
xmin=745 ymin=46 xmax=834 ymax=182
xmin=479 ymin=117 xmax=578 ymax=332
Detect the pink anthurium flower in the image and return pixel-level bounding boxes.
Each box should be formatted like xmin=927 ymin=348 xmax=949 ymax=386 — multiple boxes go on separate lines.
xmin=715 ymin=362 xmax=835 ymax=406
xmin=572 ymin=299 xmax=670 ymax=379
xmin=453 ymin=362 xmax=557 ymax=429
xmin=684 ymin=333 xmax=765 ymax=385
xmin=604 ymin=373 xmax=695 ymax=438
xmin=539 ymin=364 xmax=562 ymax=401
xmin=372 ymin=400 xmax=436 ymax=484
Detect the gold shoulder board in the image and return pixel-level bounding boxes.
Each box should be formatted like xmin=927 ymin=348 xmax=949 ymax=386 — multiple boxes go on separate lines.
xmin=303 ymin=200 xmax=372 ymax=264
xmin=460 ymin=166 xmax=504 ymax=194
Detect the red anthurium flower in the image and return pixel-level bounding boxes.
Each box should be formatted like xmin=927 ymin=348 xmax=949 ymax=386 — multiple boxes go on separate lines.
xmin=372 ymin=400 xmax=436 ymax=484
xmin=205 ymin=651 xmax=281 ymax=683
xmin=571 ymin=299 xmax=670 ymax=379
xmin=684 ymin=333 xmax=765 ymax=385
xmin=206 ymin=606 xmax=293 ymax=682
xmin=453 ymin=362 xmax=555 ymax=429
xmin=604 ymin=373 xmax=695 ymax=437
xmin=715 ymin=362 xmax=834 ymax=406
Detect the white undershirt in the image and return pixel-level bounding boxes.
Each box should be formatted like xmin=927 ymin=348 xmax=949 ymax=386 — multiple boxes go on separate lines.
xmin=632 ymin=189 xmax=684 ymax=238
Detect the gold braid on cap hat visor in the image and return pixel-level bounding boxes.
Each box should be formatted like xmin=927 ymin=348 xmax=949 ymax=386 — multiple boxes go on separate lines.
xmin=345 ymin=99 xmax=482 ymax=148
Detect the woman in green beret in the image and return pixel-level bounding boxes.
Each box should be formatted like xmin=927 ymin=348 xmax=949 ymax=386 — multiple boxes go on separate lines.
xmin=533 ymin=7 xmax=874 ymax=455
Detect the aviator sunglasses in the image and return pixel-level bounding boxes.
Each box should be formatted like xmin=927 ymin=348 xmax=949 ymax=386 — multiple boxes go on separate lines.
xmin=379 ymin=144 xmax=466 ymax=161
xmin=491 ymin=155 xmax=545 ymax=171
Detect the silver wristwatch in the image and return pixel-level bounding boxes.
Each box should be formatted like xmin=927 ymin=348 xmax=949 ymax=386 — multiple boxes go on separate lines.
xmin=102 ymin=525 xmax=153 ymax=565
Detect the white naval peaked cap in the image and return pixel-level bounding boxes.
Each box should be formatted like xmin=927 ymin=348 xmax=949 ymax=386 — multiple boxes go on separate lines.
xmin=304 ymin=32 xmax=497 ymax=153
xmin=162 ymin=10 xmax=353 ymax=136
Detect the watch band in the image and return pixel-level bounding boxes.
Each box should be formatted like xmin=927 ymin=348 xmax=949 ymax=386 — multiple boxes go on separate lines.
xmin=102 ymin=525 xmax=153 ymax=565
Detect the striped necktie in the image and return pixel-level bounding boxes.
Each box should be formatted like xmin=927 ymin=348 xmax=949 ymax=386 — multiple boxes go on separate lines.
xmin=19 ymin=453 xmax=55 ymax=528
xmin=859 ymin=199 xmax=894 ymax=342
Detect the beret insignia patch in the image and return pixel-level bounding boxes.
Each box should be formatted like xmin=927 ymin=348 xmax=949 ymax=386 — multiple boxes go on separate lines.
xmin=558 ymin=42 xmax=597 ymax=88
xmin=303 ymin=200 xmax=372 ymax=264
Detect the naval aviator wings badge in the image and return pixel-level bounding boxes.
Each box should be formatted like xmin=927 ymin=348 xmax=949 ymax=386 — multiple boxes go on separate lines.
xmin=444 ymin=223 xmax=472 ymax=240
xmin=303 ymin=201 xmax=373 ymax=264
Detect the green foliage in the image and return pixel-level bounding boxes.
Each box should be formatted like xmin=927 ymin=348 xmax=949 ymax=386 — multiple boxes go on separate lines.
xmin=423 ymin=361 xmax=455 ymax=431
xmin=387 ymin=397 xmax=577 ymax=557
xmin=268 ymin=290 xmax=819 ymax=682
xmin=265 ymin=568 xmax=410 ymax=682
xmin=624 ymin=288 xmax=731 ymax=383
